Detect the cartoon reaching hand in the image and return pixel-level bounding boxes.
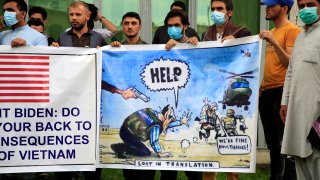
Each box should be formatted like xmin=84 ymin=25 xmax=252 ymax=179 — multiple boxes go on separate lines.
xmin=120 ymin=88 xmax=137 ymax=100
xmin=181 ymin=110 xmax=192 ymax=127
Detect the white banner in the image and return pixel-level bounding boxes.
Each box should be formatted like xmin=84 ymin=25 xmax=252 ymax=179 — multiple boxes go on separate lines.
xmin=0 ymin=46 xmax=99 ymax=173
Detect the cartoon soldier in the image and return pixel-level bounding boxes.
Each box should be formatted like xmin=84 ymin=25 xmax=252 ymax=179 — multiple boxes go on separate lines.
xmin=199 ymin=99 xmax=222 ymax=140
xmin=111 ymin=105 xmax=190 ymax=158
xmin=221 ymin=109 xmax=247 ymax=136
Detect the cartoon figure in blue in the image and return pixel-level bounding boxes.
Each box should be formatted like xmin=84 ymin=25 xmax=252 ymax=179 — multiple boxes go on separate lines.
xmin=111 ymin=105 xmax=191 ymax=158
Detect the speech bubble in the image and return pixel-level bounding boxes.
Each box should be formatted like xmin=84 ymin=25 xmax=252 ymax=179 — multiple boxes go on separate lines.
xmin=216 ymin=135 xmax=251 ymax=155
xmin=141 ymin=58 xmax=190 ymax=108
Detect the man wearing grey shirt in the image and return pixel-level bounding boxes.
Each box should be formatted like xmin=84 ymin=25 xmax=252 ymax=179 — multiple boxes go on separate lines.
xmin=280 ymin=0 xmax=320 ymax=179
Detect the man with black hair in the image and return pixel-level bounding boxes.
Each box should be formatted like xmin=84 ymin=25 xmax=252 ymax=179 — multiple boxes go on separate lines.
xmin=27 ymin=19 xmax=55 ymax=45
xmin=28 ymin=6 xmax=54 ymax=45
xmin=164 ymin=10 xmax=198 ymax=50
xmin=111 ymin=12 xmax=147 ymax=47
xmin=29 ymin=6 xmax=47 ymax=22
xmin=152 ymin=1 xmax=199 ymax=44
xmin=259 ymin=0 xmax=300 ymax=179
xmin=202 ymin=0 xmax=251 ymax=42
xmin=0 ymin=0 xmax=47 ymax=46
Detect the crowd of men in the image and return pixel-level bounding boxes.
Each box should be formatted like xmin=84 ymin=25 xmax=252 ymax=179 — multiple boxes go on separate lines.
xmin=0 ymin=0 xmax=319 ymax=179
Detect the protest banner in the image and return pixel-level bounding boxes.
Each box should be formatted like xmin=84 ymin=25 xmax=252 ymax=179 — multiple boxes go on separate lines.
xmin=0 ymin=46 xmax=98 ymax=173
xmin=98 ymin=35 xmax=262 ymax=173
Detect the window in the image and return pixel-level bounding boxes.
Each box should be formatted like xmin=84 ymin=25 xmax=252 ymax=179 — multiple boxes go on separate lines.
xmin=196 ymin=0 xmax=260 ymax=39
xmin=102 ymin=0 xmax=139 ymax=30
xmin=232 ymin=82 xmax=249 ymax=89
xmin=102 ymin=0 xmax=139 ymax=43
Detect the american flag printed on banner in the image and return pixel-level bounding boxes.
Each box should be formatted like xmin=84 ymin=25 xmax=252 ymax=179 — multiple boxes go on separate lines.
xmin=0 ymin=55 xmax=50 ymax=103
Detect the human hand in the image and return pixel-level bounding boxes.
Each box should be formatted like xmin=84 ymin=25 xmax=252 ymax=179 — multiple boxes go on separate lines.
xmin=95 ymin=10 xmax=103 ymax=22
xmin=165 ymin=39 xmax=178 ymax=50
xmin=259 ymin=30 xmax=276 ymax=45
xmin=188 ymin=36 xmax=198 ymax=45
xmin=120 ymin=88 xmax=137 ymax=100
xmin=11 ymin=38 xmax=26 ymax=47
xmin=51 ymin=42 xmax=60 ymax=47
xmin=222 ymin=35 xmax=235 ymax=43
xmin=280 ymin=105 xmax=288 ymax=123
xmin=158 ymin=152 xmax=173 ymax=158
xmin=111 ymin=41 xmax=121 ymax=47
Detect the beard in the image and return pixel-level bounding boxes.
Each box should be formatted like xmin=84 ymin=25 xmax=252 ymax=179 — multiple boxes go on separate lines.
xmin=265 ymin=10 xmax=281 ymax=20
xmin=71 ymin=22 xmax=86 ymax=31
xmin=126 ymin=33 xmax=138 ymax=39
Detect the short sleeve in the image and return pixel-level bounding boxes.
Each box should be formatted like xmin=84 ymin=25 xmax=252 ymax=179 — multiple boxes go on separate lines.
xmin=285 ymin=28 xmax=301 ymax=47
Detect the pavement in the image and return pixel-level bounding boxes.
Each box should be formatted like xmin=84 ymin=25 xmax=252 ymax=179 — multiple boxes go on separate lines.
xmin=256 ymin=148 xmax=270 ymax=166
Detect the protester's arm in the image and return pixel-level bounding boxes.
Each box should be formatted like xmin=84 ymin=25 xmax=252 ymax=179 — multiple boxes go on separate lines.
xmin=11 ymin=38 xmax=26 ymax=47
xmin=0 ymin=17 xmax=5 ymax=30
xmin=36 ymin=35 xmax=49 ymax=46
xmin=165 ymin=39 xmax=178 ymax=50
xmin=110 ymin=41 xmax=121 ymax=47
xmin=280 ymin=56 xmax=293 ymax=123
xmin=259 ymin=29 xmax=300 ymax=68
xmin=95 ymin=11 xmax=117 ymax=33
xmin=188 ymin=36 xmax=198 ymax=45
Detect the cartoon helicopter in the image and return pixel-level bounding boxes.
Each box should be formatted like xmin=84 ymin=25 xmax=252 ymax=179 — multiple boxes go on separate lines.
xmin=218 ymin=69 xmax=255 ymax=111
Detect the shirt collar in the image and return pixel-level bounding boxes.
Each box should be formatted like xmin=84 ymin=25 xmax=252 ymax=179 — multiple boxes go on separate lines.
xmin=68 ymin=28 xmax=93 ymax=35
xmin=304 ymin=18 xmax=320 ymax=33
xmin=12 ymin=24 xmax=29 ymax=31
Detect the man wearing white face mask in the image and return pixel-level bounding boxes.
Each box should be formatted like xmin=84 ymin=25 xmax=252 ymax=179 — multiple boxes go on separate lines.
xmin=0 ymin=0 xmax=47 ymax=47
xmin=279 ymin=0 xmax=320 ymax=179
xmin=202 ymin=0 xmax=251 ymax=42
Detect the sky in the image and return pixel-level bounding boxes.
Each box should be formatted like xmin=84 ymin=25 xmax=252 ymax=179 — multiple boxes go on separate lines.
xmin=101 ymin=41 xmax=261 ymax=128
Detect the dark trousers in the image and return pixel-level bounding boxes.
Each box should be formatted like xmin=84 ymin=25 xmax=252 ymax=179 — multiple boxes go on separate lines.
xmin=160 ymin=170 xmax=202 ymax=180
xmin=120 ymin=125 xmax=151 ymax=156
xmin=123 ymin=169 xmax=155 ymax=180
xmin=259 ymin=87 xmax=296 ymax=180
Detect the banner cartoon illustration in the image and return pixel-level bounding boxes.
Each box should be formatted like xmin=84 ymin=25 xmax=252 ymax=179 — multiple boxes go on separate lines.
xmin=99 ymin=36 xmax=262 ymax=172
xmin=0 ymin=46 xmax=98 ymax=173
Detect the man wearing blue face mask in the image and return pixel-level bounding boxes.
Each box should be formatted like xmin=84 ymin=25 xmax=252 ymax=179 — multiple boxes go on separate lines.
xmin=0 ymin=0 xmax=47 ymax=47
xmin=164 ymin=10 xmax=198 ymax=50
xmin=280 ymin=0 xmax=320 ymax=179
xmin=152 ymin=1 xmax=200 ymax=45
xmin=202 ymin=0 xmax=251 ymax=42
